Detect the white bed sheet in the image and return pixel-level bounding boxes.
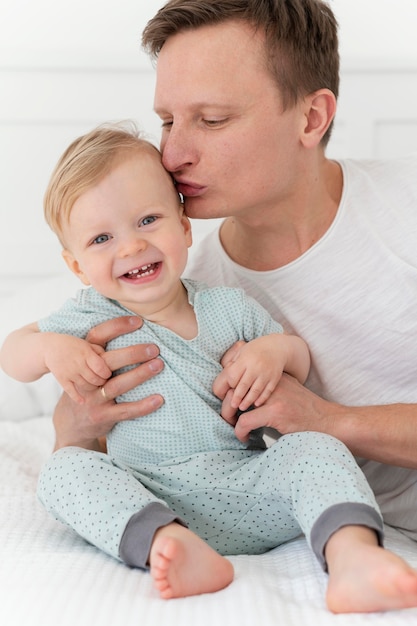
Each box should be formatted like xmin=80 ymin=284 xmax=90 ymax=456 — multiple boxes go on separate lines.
xmin=2 ymin=416 xmax=417 ymax=626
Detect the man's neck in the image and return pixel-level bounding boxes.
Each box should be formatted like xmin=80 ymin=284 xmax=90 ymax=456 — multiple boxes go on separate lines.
xmin=220 ymin=159 xmax=343 ymax=271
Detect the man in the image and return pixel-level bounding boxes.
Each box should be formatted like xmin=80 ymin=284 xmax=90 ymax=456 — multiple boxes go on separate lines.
xmin=53 ymin=0 xmax=417 ymax=539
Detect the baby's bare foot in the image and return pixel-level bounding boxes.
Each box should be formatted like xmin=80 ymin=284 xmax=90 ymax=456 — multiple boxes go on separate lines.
xmin=326 ymin=526 xmax=417 ymax=613
xmin=149 ymin=523 xmax=234 ymax=599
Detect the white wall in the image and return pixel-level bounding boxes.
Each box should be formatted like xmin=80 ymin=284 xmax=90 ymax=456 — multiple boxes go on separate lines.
xmin=0 ymin=1 xmax=164 ymax=67
xmin=1 ymin=1 xmax=417 ymax=294
xmin=334 ymin=0 xmax=417 ymax=64
xmin=2 ymin=1 xmax=417 ymax=66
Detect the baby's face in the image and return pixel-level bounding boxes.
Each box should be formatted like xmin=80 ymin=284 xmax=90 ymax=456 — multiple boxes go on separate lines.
xmin=61 ymin=151 xmax=192 ymax=315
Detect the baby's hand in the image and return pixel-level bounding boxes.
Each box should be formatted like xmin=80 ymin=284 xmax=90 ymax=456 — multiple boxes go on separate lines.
xmin=213 ymin=335 xmax=285 ymax=413
xmin=43 ymin=334 xmax=112 ymax=403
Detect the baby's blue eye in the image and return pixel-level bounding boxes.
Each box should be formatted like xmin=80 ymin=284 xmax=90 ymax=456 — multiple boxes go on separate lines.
xmin=141 ymin=215 xmax=157 ymax=226
xmin=93 ymin=234 xmax=110 ymax=244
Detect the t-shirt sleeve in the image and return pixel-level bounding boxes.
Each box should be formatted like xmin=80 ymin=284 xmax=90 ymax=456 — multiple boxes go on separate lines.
xmin=241 ymin=291 xmax=283 ymax=341
xmin=38 ymin=296 xmax=91 ymax=338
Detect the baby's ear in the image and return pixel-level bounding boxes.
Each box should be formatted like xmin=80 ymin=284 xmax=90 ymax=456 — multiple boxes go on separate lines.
xmin=179 ymin=203 xmax=192 ymax=246
xmin=61 ymin=249 xmax=91 ymax=286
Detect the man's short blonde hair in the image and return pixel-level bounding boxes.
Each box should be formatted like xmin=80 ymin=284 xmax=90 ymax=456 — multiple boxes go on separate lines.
xmin=44 ymin=122 xmax=160 ymax=245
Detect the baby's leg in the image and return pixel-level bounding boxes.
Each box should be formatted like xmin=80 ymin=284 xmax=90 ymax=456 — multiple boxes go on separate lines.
xmin=325 ymin=525 xmax=417 ymax=613
xmin=236 ymin=433 xmax=417 ymax=613
xmin=149 ymin=522 xmax=234 ymax=599
xmin=38 ymin=447 xmax=178 ymax=565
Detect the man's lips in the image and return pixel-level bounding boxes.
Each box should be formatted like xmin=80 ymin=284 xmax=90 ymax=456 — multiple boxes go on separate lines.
xmin=175 ymin=180 xmax=206 ymax=197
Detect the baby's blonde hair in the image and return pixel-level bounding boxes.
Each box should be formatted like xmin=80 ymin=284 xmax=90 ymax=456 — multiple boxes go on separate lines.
xmin=44 ymin=122 xmax=160 ymax=245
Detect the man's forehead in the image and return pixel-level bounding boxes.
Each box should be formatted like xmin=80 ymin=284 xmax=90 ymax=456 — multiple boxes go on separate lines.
xmin=154 ymin=23 xmax=267 ymax=111
xmin=155 ymin=20 xmax=264 ymax=72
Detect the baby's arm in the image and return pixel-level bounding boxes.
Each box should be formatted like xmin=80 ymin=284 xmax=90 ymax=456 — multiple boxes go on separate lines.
xmin=0 ymin=322 xmax=112 ymax=403
xmin=213 ymin=333 xmax=310 ymax=413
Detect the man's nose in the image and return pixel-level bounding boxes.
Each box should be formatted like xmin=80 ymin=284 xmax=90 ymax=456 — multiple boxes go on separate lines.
xmin=161 ymin=124 xmax=196 ymax=173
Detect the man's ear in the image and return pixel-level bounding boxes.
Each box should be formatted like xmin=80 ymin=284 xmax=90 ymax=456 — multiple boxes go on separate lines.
xmin=62 ymin=249 xmax=91 ymax=286
xmin=300 ymin=89 xmax=337 ymax=148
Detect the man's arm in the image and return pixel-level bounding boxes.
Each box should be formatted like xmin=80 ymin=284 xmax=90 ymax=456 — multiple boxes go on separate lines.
xmin=223 ymin=372 xmax=417 ymax=469
xmin=53 ymin=316 xmax=164 ymax=451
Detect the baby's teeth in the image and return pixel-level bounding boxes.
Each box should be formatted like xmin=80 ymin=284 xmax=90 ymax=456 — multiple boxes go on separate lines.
xmin=127 ymin=264 xmax=154 ymax=277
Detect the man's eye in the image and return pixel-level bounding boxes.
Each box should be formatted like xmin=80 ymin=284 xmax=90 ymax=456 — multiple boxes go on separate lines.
xmin=141 ymin=216 xmax=157 ymax=227
xmin=204 ymin=118 xmax=227 ymax=127
xmin=92 ymin=234 xmax=110 ymax=245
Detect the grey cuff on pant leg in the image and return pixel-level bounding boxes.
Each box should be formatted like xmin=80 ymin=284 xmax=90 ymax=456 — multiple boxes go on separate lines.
xmin=119 ymin=502 xmax=187 ymax=569
xmin=310 ymin=502 xmax=384 ymax=571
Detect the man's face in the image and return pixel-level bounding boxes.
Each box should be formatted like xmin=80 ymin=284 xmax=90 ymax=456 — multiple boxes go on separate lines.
xmin=154 ymin=20 xmax=304 ymax=224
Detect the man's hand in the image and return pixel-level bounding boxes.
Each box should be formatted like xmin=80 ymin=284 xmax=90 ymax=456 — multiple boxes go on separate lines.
xmin=53 ymin=316 xmax=164 ymax=451
xmin=220 ymin=372 xmax=334 ymax=443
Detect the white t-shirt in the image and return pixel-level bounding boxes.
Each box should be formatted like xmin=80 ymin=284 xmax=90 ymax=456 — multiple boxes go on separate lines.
xmin=185 ymin=154 xmax=417 ymax=539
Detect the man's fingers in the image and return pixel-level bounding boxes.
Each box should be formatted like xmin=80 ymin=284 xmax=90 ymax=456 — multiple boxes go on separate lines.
xmin=103 ymin=343 xmax=160 ymax=372
xmin=103 ymin=358 xmax=164 ymax=399
xmin=220 ymin=389 xmax=238 ymax=425
xmin=86 ymin=316 xmax=143 ymax=347
xmin=102 ymin=395 xmax=164 ymax=422
xmin=212 ymin=372 xmax=229 ymax=400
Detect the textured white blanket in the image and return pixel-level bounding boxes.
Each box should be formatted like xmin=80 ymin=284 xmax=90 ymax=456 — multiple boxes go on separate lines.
xmin=1 ymin=417 xmax=417 ymax=626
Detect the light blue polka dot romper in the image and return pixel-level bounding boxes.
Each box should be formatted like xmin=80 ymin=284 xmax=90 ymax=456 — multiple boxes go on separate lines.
xmin=37 ymin=279 xmax=383 ymax=569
